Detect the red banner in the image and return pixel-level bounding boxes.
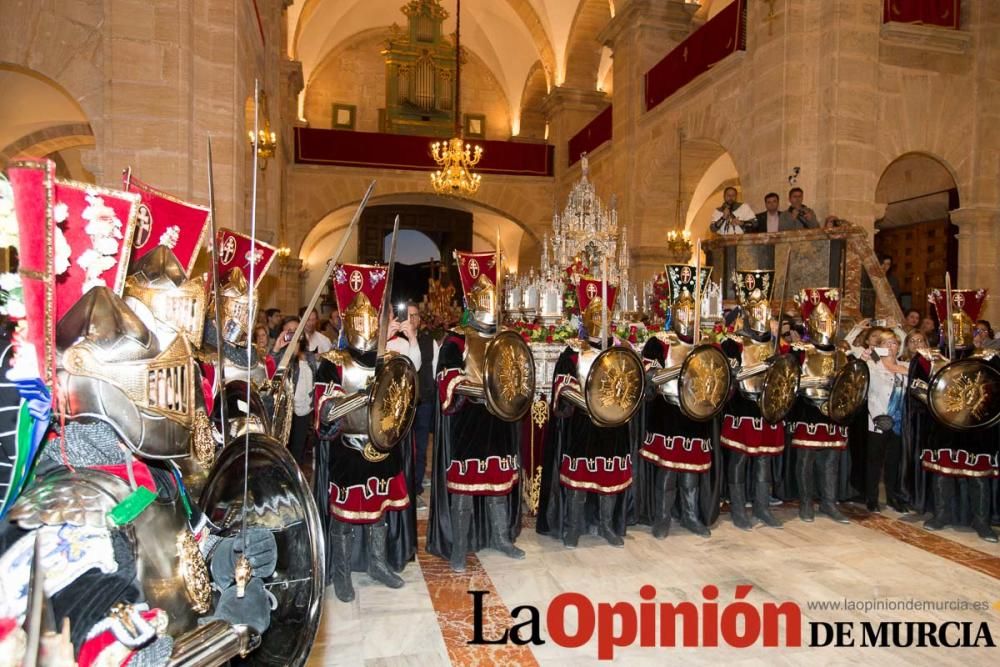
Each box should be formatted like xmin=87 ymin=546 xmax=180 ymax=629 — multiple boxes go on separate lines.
xmin=294 ymin=127 xmax=553 ymax=177
xmin=568 ymin=105 xmax=612 ymax=167
xmin=883 ymin=0 xmax=959 ymax=29
xmin=645 ymin=0 xmax=747 ymax=112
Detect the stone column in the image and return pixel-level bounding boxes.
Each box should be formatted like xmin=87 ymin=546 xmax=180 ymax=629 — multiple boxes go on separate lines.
xmin=598 ymin=0 xmax=696 ymax=282
xmin=540 ymin=86 xmax=609 ymax=188
xmin=952 ymin=207 xmax=1000 ymax=322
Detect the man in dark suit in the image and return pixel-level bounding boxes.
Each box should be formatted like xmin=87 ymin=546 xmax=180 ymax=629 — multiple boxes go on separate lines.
xmin=753 ymin=192 xmax=782 ymax=234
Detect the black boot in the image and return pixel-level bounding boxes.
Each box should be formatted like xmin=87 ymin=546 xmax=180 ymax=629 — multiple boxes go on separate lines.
xmin=923 ymin=474 xmax=953 ymax=531
xmin=563 ymin=489 xmax=586 ymax=549
xmin=679 ymin=473 xmax=710 ymax=537
xmin=597 ymin=493 xmax=625 ymax=547
xmin=818 ymin=449 xmax=849 ymax=524
xmin=449 ymin=493 xmax=473 ymax=572
xmin=753 ymin=457 xmax=782 ymax=528
xmin=329 ymin=520 xmax=355 ymax=602
xmin=727 ymin=454 xmax=752 ymax=531
xmin=796 ymin=450 xmax=815 ymax=522
xmin=486 ymin=496 xmax=525 ymax=558
xmin=366 ymin=518 xmax=404 ymax=588
xmin=652 ymin=469 xmax=677 ymax=539
xmin=969 ymin=477 xmax=998 ymax=543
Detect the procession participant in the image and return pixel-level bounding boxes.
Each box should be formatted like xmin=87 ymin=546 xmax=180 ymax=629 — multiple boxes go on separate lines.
xmin=639 ymin=265 xmax=717 ymax=538
xmin=2 ymin=159 xmax=281 ymax=664
xmin=315 ymin=262 xmax=416 ymax=600
xmin=789 ymin=288 xmax=851 ymax=524
xmin=537 ymin=277 xmax=637 ymax=549
xmin=719 ymin=270 xmax=788 ymax=530
xmin=910 ymin=288 xmax=999 ymax=542
xmin=426 ymin=250 xmax=524 ymax=572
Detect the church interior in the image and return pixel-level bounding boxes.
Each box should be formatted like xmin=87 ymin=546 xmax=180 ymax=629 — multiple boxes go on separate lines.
xmin=2 ymin=0 xmax=1000 ymax=665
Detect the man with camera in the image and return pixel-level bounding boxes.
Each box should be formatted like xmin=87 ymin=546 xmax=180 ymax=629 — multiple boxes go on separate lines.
xmin=781 ymin=187 xmax=819 ymax=230
xmin=387 ymin=300 xmax=438 ymax=506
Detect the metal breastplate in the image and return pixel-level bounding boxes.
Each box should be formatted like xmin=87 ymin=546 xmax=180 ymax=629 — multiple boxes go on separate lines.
xmin=739 ymin=337 xmax=773 ymax=397
xmin=11 ymin=469 xmax=208 ymax=637
xmin=657 ymin=337 xmax=692 ymax=403
xmin=463 ymin=329 xmax=491 ymax=387
xmin=223 ymin=358 xmax=268 ymax=388
xmin=340 ymin=356 xmax=375 ymax=441
xmin=575 ymin=344 xmax=601 ymax=388
xmin=800 ymin=346 xmax=843 ymax=403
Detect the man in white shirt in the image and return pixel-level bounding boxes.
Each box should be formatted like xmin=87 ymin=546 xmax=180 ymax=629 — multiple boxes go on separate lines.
xmin=301 ymin=307 xmax=333 ymax=353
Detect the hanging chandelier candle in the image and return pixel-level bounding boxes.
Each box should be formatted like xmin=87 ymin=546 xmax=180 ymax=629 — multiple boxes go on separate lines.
xmin=430 ymin=0 xmax=483 ymax=196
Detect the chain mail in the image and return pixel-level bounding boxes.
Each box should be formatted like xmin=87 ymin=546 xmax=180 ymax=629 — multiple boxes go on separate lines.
xmin=39 ymin=421 xmax=126 ymax=468
xmin=129 ymin=636 xmax=174 ymax=666
xmin=203 ymin=320 xmax=260 ymax=368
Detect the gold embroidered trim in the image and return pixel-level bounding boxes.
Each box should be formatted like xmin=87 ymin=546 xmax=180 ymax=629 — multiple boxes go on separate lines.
xmin=330 ymin=496 xmax=410 ymax=521
xmin=638 ymin=449 xmax=711 ymax=471
xmin=719 ymin=436 xmax=785 ymax=454
xmin=446 ymin=472 xmax=519 ymax=494
xmin=558 ymin=474 xmax=632 ymax=493
xmin=790 ymin=438 xmax=847 ymax=448
xmin=921 ymin=461 xmax=999 ymax=478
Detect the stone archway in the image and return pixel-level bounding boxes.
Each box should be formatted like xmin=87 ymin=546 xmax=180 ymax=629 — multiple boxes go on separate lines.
xmin=873 ymin=152 xmax=961 ymax=314
xmin=0 ymin=64 xmax=96 ymax=179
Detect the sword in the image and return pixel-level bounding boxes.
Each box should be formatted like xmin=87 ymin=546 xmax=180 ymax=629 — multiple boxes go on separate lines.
xmin=239 ymin=79 xmax=263 ymax=574
xmin=693 ymin=239 xmax=703 ymax=343
xmin=945 ymin=272 xmax=955 ymax=360
xmin=207 ymin=138 xmax=226 ymax=432
xmin=276 ymin=180 xmax=375 ymax=375
xmin=495 ymin=225 xmax=502 ymax=326
xmin=376 ymin=214 xmax=402 ymax=362
xmin=774 ymin=247 xmax=792 ymax=356
xmin=600 ymin=255 xmax=609 ymax=350
xmin=834 ymin=241 xmax=846 ymax=369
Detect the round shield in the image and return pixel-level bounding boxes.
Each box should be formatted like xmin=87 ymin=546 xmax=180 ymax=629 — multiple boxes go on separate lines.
xmin=584 ymin=346 xmax=646 ymax=427
xmin=927 ymin=357 xmax=1000 ymax=431
xmin=759 ymin=353 xmax=801 ymax=424
xmin=200 ymin=434 xmax=325 ymax=666
xmin=828 ymin=357 xmax=870 ymax=425
xmin=367 ymin=354 xmax=418 ymax=452
xmin=677 ymin=344 xmax=733 ymax=422
xmin=482 ymin=330 xmax=537 ymax=422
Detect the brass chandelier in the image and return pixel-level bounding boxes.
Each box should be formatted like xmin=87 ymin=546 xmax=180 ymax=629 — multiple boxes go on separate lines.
xmin=430 ymin=0 xmax=483 ymax=195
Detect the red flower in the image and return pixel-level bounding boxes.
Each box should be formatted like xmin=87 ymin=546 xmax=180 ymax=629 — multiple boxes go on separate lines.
xmin=546 ymin=335 xmax=554 ymax=343
xmin=628 ymin=334 xmax=638 ymax=344
xmin=520 ymin=332 xmax=530 ymax=342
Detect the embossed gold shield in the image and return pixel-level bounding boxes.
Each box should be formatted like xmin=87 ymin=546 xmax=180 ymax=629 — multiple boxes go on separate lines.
xmin=927 ymin=358 xmax=1000 ymax=431
xmin=482 ymin=330 xmax=536 ymax=422
xmin=760 ymin=353 xmax=801 ymax=424
xmin=584 ymin=346 xmax=646 ymax=427
xmin=677 ymin=344 xmax=733 ymax=422
xmin=367 ymin=354 xmax=418 ymax=452
xmin=828 ymin=357 xmax=870 ymax=425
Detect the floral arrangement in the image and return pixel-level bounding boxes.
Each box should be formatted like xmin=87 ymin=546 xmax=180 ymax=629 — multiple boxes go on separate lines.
xmin=613 ymin=321 xmax=651 ymax=347
xmin=650 ymin=270 xmax=671 ymax=321
xmin=508 ymin=320 xmax=578 ymax=344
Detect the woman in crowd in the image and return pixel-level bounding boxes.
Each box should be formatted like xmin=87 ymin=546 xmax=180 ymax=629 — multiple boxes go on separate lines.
xmin=903 ymin=309 xmax=921 ymax=332
xmin=271 ymin=315 xmax=318 ymax=466
xmin=862 ymin=330 xmax=909 ymax=513
xmin=902 ymin=329 xmax=929 ymax=361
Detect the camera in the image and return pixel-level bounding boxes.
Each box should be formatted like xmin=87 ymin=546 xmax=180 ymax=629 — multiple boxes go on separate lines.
xmin=283 ymin=332 xmax=293 ymax=342
xmin=395 ymin=303 xmax=408 ymax=323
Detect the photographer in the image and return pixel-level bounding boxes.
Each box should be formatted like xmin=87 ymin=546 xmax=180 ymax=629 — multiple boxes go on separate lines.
xmin=271 ymin=315 xmax=319 ymax=466
xmin=387 ymin=301 xmax=439 ymax=505
xmin=860 ymin=330 xmax=909 ymax=513
xmin=781 ymin=187 xmax=819 ymax=230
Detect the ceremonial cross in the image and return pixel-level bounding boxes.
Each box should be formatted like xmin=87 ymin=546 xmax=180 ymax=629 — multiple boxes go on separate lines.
xmin=135 ymin=204 xmax=152 ymax=248
xmin=219 ymin=235 xmax=237 ymax=265
xmin=468 ymin=258 xmax=480 ymax=279
xmin=349 ymin=270 xmax=364 ymax=292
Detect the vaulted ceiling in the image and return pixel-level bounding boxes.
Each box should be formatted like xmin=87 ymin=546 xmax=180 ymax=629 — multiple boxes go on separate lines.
xmin=286 ymin=0 xmax=734 ymax=133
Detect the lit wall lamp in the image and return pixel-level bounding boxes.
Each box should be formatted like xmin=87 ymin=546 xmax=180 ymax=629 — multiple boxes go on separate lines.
xmin=248 ymin=91 xmax=278 ymax=170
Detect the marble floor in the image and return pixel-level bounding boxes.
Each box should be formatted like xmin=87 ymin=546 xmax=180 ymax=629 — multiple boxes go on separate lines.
xmin=305 ymin=499 xmax=1000 ymax=666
